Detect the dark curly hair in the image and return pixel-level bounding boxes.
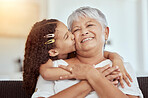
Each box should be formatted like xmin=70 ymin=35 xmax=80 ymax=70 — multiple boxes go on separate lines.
xmin=23 ymin=19 xmax=59 ymax=95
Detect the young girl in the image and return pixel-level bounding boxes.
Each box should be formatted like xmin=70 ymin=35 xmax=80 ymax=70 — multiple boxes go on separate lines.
xmin=23 ymin=19 xmax=132 ymax=97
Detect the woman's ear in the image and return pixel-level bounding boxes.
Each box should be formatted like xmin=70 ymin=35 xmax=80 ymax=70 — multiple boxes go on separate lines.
xmin=48 ymin=49 xmax=59 ymax=57
xmin=105 ymin=27 xmax=109 ymax=40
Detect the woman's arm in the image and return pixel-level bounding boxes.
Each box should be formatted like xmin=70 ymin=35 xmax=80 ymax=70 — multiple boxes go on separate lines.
xmin=49 ymin=80 xmax=92 ymax=98
xmin=86 ymin=68 xmax=138 ymax=98
xmin=86 ymin=70 xmax=131 ymax=98
xmin=59 ymin=63 xmax=138 ymax=98
xmin=38 ymin=64 xmax=120 ymax=98
xmin=49 ymin=65 xmax=121 ymax=98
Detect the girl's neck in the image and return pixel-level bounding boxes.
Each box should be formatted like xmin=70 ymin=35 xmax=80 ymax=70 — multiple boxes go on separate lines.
xmin=58 ymin=54 xmax=68 ymax=59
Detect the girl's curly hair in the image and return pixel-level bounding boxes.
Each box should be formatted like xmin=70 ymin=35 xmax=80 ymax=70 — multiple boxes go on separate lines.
xmin=23 ymin=19 xmax=59 ymax=95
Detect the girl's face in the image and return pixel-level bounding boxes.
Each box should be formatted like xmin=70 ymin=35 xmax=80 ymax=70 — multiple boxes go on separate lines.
xmin=54 ymin=21 xmax=76 ymax=55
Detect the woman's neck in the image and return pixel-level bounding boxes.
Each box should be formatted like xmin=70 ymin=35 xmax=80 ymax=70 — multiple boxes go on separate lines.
xmin=76 ymin=51 xmax=106 ymax=65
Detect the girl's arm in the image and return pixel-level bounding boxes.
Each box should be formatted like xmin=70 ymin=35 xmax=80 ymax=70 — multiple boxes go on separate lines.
xmin=39 ymin=59 xmax=72 ymax=80
xmin=104 ymin=51 xmax=133 ymax=88
xmin=39 ymin=59 xmax=92 ymax=98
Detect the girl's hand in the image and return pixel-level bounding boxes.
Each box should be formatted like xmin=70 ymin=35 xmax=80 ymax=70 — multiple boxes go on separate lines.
xmin=96 ymin=65 xmax=121 ymax=86
xmin=104 ymin=52 xmax=133 ymax=87
xmin=119 ymin=68 xmax=133 ymax=88
xmin=112 ymin=59 xmax=133 ymax=88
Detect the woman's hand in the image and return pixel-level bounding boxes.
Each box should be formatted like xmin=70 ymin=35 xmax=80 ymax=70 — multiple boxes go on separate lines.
xmin=59 ymin=63 xmax=94 ymax=80
xmin=59 ymin=64 xmax=122 ymax=86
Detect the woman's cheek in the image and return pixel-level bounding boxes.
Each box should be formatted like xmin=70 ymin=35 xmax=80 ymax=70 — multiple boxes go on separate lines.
xmin=101 ymin=35 xmax=105 ymax=43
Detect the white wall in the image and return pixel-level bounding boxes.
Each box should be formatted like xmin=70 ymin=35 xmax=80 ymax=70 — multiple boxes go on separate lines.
xmin=141 ymin=0 xmax=148 ymax=73
xmin=47 ymin=0 xmax=148 ymax=76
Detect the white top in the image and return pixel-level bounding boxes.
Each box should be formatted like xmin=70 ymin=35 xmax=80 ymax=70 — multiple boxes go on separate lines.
xmin=32 ymin=59 xmax=143 ymax=98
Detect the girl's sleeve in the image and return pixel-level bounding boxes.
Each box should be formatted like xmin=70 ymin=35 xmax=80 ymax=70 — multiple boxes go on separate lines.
xmin=31 ymin=75 xmax=55 ymax=98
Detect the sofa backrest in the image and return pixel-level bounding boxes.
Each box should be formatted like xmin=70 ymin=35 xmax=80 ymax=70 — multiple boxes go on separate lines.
xmin=137 ymin=77 xmax=148 ymax=98
xmin=0 ymin=77 xmax=147 ymax=98
xmin=0 ymin=81 xmax=31 ymax=98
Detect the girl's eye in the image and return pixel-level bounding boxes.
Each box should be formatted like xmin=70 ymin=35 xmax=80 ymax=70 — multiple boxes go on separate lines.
xmin=66 ymin=34 xmax=69 ymax=39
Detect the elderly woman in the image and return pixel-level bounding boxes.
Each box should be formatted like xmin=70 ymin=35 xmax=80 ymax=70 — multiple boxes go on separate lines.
xmin=33 ymin=7 xmax=143 ymax=98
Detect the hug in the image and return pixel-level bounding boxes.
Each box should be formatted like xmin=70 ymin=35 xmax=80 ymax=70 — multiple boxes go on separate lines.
xmin=23 ymin=6 xmax=143 ymax=98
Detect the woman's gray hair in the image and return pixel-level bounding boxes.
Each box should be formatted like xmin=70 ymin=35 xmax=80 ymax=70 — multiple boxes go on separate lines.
xmin=67 ymin=6 xmax=108 ymax=31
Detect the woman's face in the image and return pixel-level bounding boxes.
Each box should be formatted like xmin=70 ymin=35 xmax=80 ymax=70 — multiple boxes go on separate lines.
xmin=54 ymin=21 xmax=76 ymax=55
xmin=71 ymin=16 xmax=108 ymax=53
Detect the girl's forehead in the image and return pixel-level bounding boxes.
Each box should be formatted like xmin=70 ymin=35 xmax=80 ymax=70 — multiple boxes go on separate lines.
xmin=54 ymin=28 xmax=67 ymax=40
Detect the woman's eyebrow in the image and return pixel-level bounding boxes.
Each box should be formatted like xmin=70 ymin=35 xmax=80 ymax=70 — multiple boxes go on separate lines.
xmin=72 ymin=26 xmax=79 ymax=29
xmin=86 ymin=21 xmax=92 ymax=24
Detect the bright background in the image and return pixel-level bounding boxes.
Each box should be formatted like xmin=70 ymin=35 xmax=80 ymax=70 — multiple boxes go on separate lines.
xmin=0 ymin=0 xmax=147 ymax=80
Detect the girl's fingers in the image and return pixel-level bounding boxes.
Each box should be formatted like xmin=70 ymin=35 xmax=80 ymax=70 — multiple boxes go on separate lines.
xmin=126 ymin=72 xmax=133 ymax=82
xmin=111 ymin=71 xmax=120 ymax=75
xmin=106 ymin=73 xmax=121 ymax=81
xmin=123 ymin=74 xmax=131 ymax=87
xmin=59 ymin=65 xmax=73 ymax=72
xmin=119 ymin=76 xmax=124 ymax=88
xmin=103 ymin=66 xmax=119 ymax=76
xmin=96 ymin=64 xmax=111 ymax=73
xmin=59 ymin=74 xmax=75 ymax=80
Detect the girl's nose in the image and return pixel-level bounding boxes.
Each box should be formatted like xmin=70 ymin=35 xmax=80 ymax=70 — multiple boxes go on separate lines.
xmin=71 ymin=33 xmax=75 ymax=40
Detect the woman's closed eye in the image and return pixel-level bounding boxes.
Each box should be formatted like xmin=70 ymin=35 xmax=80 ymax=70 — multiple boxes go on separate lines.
xmin=73 ymin=29 xmax=80 ymax=33
xmin=87 ymin=24 xmax=94 ymax=27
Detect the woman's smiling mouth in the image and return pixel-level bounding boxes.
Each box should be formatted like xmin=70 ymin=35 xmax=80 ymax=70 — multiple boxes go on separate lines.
xmin=81 ymin=37 xmax=94 ymax=43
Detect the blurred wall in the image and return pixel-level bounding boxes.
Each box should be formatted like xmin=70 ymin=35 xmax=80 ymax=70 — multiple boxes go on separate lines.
xmin=0 ymin=0 xmax=147 ymax=80
xmin=0 ymin=0 xmax=47 ymax=80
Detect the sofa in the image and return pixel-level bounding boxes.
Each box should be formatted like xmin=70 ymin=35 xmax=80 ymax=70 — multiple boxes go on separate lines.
xmin=0 ymin=77 xmax=148 ymax=98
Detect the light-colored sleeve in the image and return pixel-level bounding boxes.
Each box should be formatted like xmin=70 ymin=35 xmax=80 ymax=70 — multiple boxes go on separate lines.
xmin=31 ymin=75 xmax=55 ymax=98
xmin=118 ymin=62 xmax=143 ymax=98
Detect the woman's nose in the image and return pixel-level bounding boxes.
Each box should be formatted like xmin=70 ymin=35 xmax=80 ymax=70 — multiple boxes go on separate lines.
xmin=81 ymin=31 xmax=89 ymax=36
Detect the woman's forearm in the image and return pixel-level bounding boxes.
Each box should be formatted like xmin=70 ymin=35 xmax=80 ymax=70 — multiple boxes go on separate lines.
xmin=49 ymin=81 xmax=92 ymax=98
xmin=86 ymin=70 xmax=128 ymax=98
